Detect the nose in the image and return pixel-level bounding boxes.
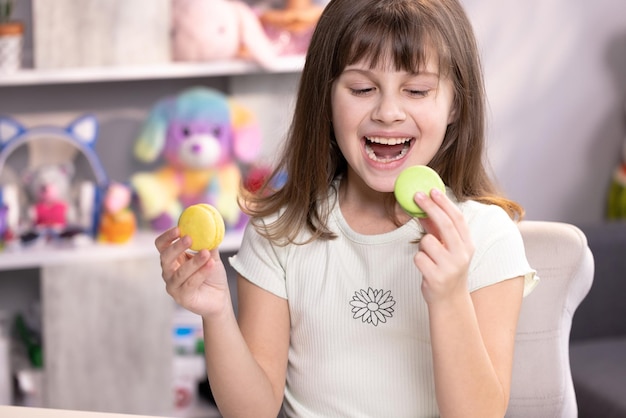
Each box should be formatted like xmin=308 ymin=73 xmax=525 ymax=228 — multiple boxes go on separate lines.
xmin=371 ymin=93 xmax=406 ymax=124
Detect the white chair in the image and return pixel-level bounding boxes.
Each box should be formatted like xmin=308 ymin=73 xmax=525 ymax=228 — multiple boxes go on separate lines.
xmin=506 ymin=221 xmax=594 ymax=418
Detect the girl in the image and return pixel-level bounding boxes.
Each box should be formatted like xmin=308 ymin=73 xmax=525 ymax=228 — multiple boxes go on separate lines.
xmin=156 ymin=0 xmax=538 ymax=417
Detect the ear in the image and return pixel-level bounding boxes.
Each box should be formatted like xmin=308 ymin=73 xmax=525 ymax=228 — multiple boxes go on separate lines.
xmin=228 ymin=100 xmax=262 ymax=163
xmin=134 ymin=98 xmax=172 ymax=163
xmin=21 ymin=167 xmax=35 ymax=186
xmin=67 ymin=114 xmax=99 ymax=148
xmin=0 ymin=115 xmax=25 ymax=148
xmin=60 ymin=161 xmax=75 ymax=178
xmin=447 ymin=97 xmax=459 ymax=125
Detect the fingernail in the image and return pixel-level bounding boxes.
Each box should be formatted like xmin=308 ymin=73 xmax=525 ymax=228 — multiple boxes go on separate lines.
xmin=430 ymin=188 xmax=442 ymax=197
xmin=415 ymin=192 xmax=427 ymax=201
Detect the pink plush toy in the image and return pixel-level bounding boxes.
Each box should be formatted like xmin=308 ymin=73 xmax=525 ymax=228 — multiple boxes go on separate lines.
xmin=22 ymin=163 xmax=75 ymax=231
xmin=131 ymin=87 xmax=263 ymax=232
xmin=171 ymin=0 xmax=278 ymax=69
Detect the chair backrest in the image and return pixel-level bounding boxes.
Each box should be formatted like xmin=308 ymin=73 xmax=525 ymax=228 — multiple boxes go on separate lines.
xmin=506 ymin=221 xmax=594 ymax=418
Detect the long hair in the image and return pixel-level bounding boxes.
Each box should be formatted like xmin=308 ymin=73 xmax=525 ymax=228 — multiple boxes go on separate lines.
xmin=241 ymin=0 xmax=523 ymax=244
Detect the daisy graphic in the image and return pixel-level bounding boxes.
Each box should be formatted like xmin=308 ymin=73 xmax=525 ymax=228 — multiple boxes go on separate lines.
xmin=350 ymin=287 xmax=396 ymax=326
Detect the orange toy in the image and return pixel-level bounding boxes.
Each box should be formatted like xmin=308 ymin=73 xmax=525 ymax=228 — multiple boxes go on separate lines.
xmin=260 ymin=0 xmax=323 ymax=33
xmin=98 ymin=182 xmax=137 ymax=244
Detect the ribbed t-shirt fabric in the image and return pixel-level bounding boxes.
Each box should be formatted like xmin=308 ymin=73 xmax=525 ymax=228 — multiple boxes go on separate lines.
xmin=229 ymin=190 xmax=538 ymax=418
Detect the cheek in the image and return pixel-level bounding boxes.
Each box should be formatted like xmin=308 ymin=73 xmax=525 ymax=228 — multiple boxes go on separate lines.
xmin=164 ymin=139 xmax=184 ymax=163
xmin=332 ymin=98 xmax=362 ymax=141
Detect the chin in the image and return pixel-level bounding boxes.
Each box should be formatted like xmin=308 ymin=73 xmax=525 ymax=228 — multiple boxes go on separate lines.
xmin=365 ymin=177 xmax=395 ymax=194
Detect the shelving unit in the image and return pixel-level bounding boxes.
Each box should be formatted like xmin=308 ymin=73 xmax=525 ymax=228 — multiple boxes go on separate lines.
xmin=0 ymin=55 xmax=302 ymax=417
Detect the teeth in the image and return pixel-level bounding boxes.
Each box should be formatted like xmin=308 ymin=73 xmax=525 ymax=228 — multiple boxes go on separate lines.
xmin=364 ymin=136 xmax=412 ymax=163
xmin=365 ymin=146 xmax=409 ymax=162
xmin=366 ymin=136 xmax=412 ymax=145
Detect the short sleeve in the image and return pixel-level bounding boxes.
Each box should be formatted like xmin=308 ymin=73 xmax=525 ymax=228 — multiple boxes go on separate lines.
xmin=466 ymin=204 xmax=539 ymax=297
xmin=228 ymin=220 xmax=288 ymax=299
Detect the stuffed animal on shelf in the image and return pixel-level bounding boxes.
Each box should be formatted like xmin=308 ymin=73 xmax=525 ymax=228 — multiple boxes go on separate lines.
xmin=260 ymin=0 xmax=324 ymax=56
xmin=171 ymin=0 xmax=277 ymax=68
xmin=22 ymin=162 xmax=76 ymax=232
xmin=0 ymin=114 xmax=109 ymax=247
xmin=607 ymin=130 xmax=626 ymax=219
xmin=131 ymin=86 xmax=263 ymax=232
xmin=98 ymin=182 xmax=137 ymax=244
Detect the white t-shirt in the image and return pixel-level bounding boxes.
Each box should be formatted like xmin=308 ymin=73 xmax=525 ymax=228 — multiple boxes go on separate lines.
xmin=229 ymin=190 xmax=537 ymax=418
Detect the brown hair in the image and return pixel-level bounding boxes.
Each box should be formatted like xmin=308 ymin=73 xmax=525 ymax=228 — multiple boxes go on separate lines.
xmin=241 ymin=0 xmax=524 ymax=244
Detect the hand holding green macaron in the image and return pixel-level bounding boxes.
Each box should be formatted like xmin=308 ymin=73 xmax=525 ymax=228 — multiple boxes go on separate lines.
xmin=394 ymin=165 xmax=446 ymax=218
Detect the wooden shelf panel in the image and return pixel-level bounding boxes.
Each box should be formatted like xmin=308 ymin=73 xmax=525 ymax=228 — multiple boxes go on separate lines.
xmin=0 ymin=229 xmax=244 ymax=271
xmin=0 ymin=56 xmax=305 ymax=87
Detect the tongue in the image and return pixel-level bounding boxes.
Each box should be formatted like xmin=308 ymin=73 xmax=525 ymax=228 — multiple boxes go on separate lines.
xmin=369 ymin=142 xmax=405 ymax=159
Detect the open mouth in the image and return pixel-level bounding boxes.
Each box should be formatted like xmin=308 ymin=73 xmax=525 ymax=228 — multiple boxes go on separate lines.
xmin=364 ymin=136 xmax=413 ymax=163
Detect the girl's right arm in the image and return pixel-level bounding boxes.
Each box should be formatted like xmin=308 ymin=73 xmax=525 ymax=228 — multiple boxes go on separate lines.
xmin=155 ymin=227 xmax=290 ymax=418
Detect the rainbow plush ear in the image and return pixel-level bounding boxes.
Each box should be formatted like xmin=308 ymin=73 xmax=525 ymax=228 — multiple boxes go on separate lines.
xmin=228 ymin=100 xmax=262 ymax=163
xmin=134 ymin=98 xmax=173 ymax=163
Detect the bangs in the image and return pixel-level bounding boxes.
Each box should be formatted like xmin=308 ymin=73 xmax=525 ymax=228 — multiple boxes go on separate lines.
xmin=334 ymin=4 xmax=451 ymax=76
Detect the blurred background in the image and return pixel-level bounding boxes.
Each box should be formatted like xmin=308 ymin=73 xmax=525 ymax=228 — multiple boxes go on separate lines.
xmin=0 ymin=0 xmax=624 ymax=417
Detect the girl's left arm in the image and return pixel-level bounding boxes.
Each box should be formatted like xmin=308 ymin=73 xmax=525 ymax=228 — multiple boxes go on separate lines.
xmin=414 ymin=189 xmax=524 ymax=418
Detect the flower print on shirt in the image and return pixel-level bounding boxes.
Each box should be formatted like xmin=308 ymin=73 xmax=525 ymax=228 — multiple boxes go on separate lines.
xmin=350 ymin=287 xmax=396 ymax=326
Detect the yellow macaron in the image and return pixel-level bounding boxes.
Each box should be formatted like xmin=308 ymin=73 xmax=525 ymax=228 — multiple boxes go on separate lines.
xmin=177 ymin=204 xmax=225 ymax=252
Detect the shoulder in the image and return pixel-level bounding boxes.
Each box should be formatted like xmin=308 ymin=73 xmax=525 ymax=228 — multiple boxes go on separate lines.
xmin=448 ymin=190 xmax=515 ymax=230
xmin=457 ymin=198 xmax=514 ymax=229
xmin=452 ymin=195 xmax=522 ymax=251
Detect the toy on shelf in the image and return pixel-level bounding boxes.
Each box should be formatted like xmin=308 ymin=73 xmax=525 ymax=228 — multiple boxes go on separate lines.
xmin=0 ymin=114 xmax=108 ymax=248
xmin=260 ymin=0 xmax=324 ymax=56
xmin=171 ymin=0 xmax=278 ymax=68
xmin=98 ymin=182 xmax=137 ymax=244
xmin=131 ymin=86 xmax=263 ymax=232
xmin=607 ymin=118 xmax=626 ymax=219
xmin=22 ymin=162 xmax=75 ymax=232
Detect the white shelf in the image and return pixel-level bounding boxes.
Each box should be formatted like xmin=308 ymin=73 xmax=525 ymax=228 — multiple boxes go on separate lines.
xmin=0 ymin=229 xmax=244 ymax=271
xmin=0 ymin=56 xmax=305 ymax=87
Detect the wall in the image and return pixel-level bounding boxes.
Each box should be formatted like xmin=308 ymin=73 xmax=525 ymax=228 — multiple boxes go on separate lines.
xmin=464 ymin=0 xmax=626 ymax=223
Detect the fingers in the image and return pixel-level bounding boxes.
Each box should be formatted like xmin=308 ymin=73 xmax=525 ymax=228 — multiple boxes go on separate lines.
xmin=155 ymin=227 xmax=189 ymax=277
xmin=154 ymin=226 xmax=181 ymax=253
xmin=155 ymin=227 xmax=216 ymax=291
xmin=413 ymin=188 xmax=474 ymax=280
xmin=415 ymin=189 xmax=471 ymax=250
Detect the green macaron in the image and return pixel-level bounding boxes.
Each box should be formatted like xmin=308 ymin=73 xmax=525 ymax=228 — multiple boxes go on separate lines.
xmin=394 ymin=165 xmax=446 ymax=218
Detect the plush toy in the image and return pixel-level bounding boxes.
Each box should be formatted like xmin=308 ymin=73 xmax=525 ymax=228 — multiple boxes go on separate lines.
xmin=607 ymin=131 xmax=626 ymax=219
xmin=98 ymin=182 xmax=137 ymax=244
xmin=22 ymin=162 xmax=75 ymax=231
xmin=171 ymin=0 xmax=277 ymax=69
xmin=0 ymin=114 xmax=108 ymax=246
xmin=131 ymin=86 xmax=263 ymax=232
xmin=260 ymin=0 xmax=323 ymax=56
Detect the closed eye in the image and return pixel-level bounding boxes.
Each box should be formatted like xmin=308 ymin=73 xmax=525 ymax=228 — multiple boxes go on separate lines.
xmin=407 ymin=89 xmax=429 ymax=97
xmin=350 ymin=87 xmax=375 ymax=96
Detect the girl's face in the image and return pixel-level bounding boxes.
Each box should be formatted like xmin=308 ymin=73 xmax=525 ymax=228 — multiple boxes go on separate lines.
xmin=331 ymin=54 xmax=457 ymax=194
